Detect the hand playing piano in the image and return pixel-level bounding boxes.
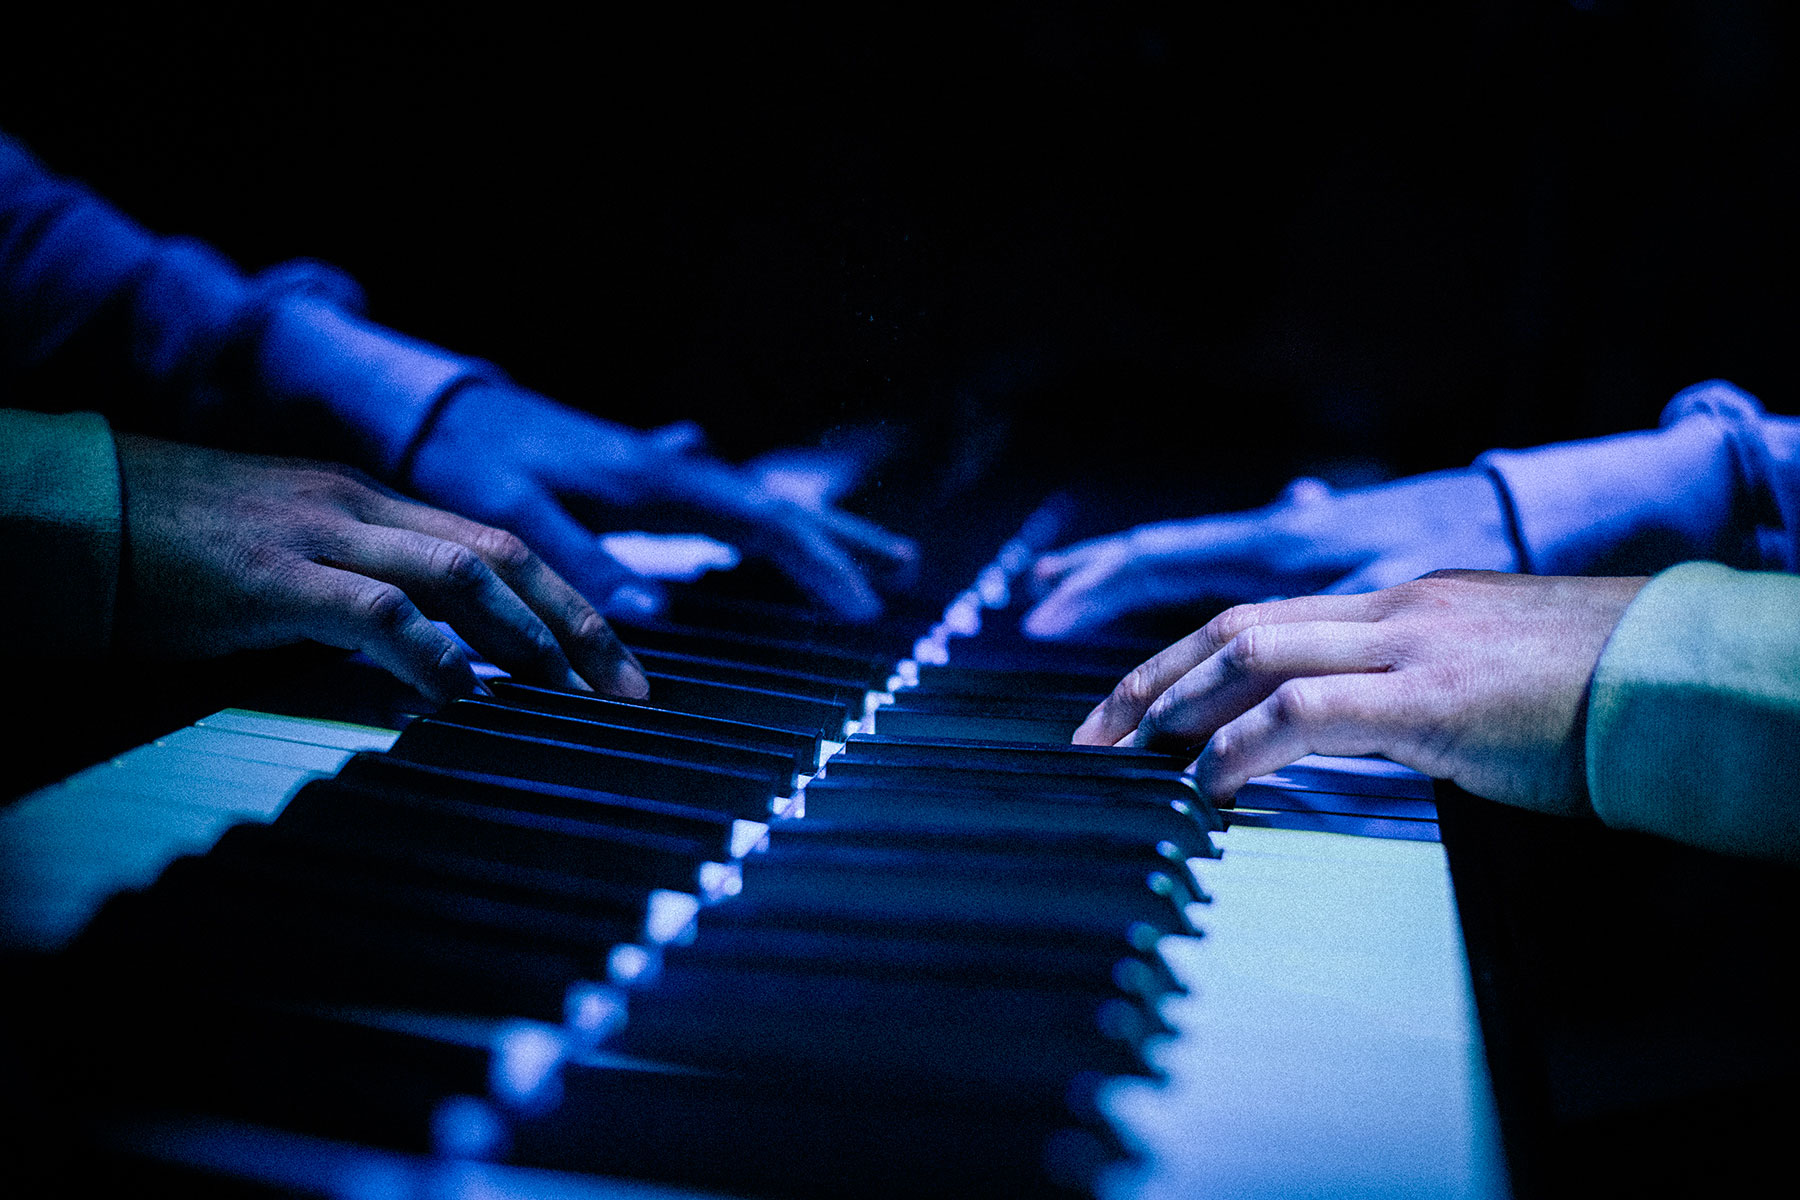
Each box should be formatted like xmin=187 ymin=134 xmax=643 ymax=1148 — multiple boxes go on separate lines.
xmin=1022 ymin=469 xmax=1517 ymax=639
xmin=1073 ymin=570 xmax=1648 ymax=817
xmin=403 ymin=385 xmax=917 ymax=621
xmin=114 ymin=435 xmax=649 ymax=705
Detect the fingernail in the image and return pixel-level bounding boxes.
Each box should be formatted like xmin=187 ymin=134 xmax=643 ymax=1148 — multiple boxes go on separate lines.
xmin=613 ymin=661 xmax=652 ymax=701
xmin=563 ymin=666 xmax=597 ymax=693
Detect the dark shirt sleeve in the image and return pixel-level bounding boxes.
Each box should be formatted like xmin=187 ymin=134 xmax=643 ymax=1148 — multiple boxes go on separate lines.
xmin=1 ymin=129 xmax=498 ymax=477
xmin=1477 ymin=380 xmax=1800 ymax=577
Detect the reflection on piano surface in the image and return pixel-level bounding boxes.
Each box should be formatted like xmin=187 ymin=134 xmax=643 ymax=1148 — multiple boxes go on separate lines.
xmin=0 ymin=502 xmax=1507 ymax=1198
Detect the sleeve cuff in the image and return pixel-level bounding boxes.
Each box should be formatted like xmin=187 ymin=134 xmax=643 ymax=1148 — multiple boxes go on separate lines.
xmin=1476 ymin=410 xmax=1745 ymax=576
xmin=0 ymin=410 xmax=121 ymax=657
xmin=1586 ymin=561 xmax=1800 ymax=863
xmin=252 ymin=298 xmax=503 ymax=479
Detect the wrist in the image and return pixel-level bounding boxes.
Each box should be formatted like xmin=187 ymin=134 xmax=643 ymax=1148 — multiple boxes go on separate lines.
xmin=255 ymin=300 xmax=500 ymax=479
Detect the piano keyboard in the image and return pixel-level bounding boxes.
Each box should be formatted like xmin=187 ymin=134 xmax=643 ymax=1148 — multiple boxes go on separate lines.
xmin=0 ymin=512 xmax=1507 ymax=1199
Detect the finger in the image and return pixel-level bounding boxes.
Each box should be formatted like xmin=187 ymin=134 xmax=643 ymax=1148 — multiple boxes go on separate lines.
xmin=364 ymin=495 xmax=649 ymax=699
xmin=1072 ymin=592 xmax=1387 ymax=746
xmin=1022 ymin=556 xmax=1136 ymax=640
xmin=286 ymin=562 xmax=479 ymax=706
xmin=1278 ymin=476 xmax=1333 ymax=505
xmin=1191 ymin=673 xmax=1412 ymax=802
xmin=1030 ymin=537 xmax=1117 ymax=591
xmin=809 ymin=503 xmax=919 ymax=568
xmin=326 ymin=523 xmax=590 ymax=694
xmin=760 ymin=511 xmax=883 ymax=621
xmin=648 ymin=421 xmax=707 ymax=456
xmin=1126 ymin=619 xmax=1399 ymax=753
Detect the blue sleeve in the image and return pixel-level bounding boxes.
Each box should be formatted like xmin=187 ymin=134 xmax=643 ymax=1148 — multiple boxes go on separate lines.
xmin=1476 ymin=380 xmax=1800 ymax=576
xmin=0 ymin=129 xmax=498 ymax=478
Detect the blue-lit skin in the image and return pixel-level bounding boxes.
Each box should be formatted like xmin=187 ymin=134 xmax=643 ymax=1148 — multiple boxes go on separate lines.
xmin=110 ymin=435 xmax=646 ymax=704
xmin=1075 ymin=571 xmax=1649 ymax=818
xmin=405 ymin=386 xmax=916 ymax=623
xmin=0 ymin=125 xmax=915 ymax=704
xmin=1026 ymin=381 xmax=1800 ymax=640
xmin=1025 ymin=470 xmax=1515 ymax=639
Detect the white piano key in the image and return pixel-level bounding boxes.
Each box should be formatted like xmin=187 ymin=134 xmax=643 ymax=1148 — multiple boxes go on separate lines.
xmin=0 ymin=791 xmax=243 ymax=950
xmin=62 ymin=750 xmax=322 ymax=816
xmin=1103 ymin=825 xmax=1508 ymax=1200
xmin=196 ymin=707 xmax=401 ymax=752
xmin=0 ymin=714 xmax=351 ymax=952
xmin=152 ymin=726 xmax=357 ymax=773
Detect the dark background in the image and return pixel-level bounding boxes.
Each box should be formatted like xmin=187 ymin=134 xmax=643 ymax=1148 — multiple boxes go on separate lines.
xmin=4 ymin=0 xmax=1797 ymax=527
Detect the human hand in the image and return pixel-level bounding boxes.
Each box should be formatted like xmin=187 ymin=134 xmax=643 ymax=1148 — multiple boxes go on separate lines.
xmin=115 ymin=436 xmax=647 ymax=705
xmin=1072 ymin=571 xmax=1649 ymax=816
xmin=1023 ymin=469 xmax=1518 ymax=639
xmin=404 ymin=386 xmax=916 ymax=620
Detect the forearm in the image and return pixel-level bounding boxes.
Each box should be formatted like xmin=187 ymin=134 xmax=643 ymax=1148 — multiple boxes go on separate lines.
xmin=0 ymin=409 xmax=122 ymax=656
xmin=1479 ymin=381 xmax=1800 ymax=576
xmin=1586 ymin=561 xmax=1800 ymax=863
xmin=2 ymin=130 xmax=491 ymax=477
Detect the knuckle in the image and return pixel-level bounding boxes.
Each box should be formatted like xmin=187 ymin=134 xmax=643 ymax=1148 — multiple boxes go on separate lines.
xmin=570 ymin=606 xmax=608 ymax=644
xmin=1269 ymin=678 xmax=1323 ymax=728
xmin=1138 ymin=695 xmax=1174 ymax=740
xmin=432 ymin=636 xmax=464 ymax=676
xmin=358 ymin=582 xmax=413 ymax=631
xmin=1207 ymin=603 xmax=1261 ymax=647
xmin=241 ymin=541 xmax=292 ymax=579
xmin=1207 ymin=726 xmax=1239 ymax=770
xmin=470 ymin=525 xmax=533 ymax=573
xmin=1222 ymin=626 xmax=1267 ymax=677
xmin=428 ymin=542 xmax=486 ymax=590
xmin=1115 ymin=666 xmax=1161 ymax=714
xmin=529 ymin=625 xmax=563 ymax=662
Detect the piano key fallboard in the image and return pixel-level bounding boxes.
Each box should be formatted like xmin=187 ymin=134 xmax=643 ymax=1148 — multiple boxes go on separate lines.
xmin=0 ymin=506 xmax=1506 ymax=1199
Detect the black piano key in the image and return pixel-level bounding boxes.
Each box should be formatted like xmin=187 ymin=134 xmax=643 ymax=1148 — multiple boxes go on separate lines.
xmin=736 ymin=854 xmax=1195 ymax=939
xmin=922 ymin=637 xmax=1160 ymax=679
xmin=640 ymin=670 xmax=850 ymax=733
xmin=701 ymin=883 xmax=1173 ymax=947
xmin=609 ymin=618 xmax=891 ymax=687
xmin=433 ymin=698 xmax=799 ymax=789
xmin=616 ymin=968 xmax=1156 ymax=1097
xmin=633 ymin=647 xmax=869 ymax=703
xmin=757 ymin=830 xmax=1202 ymax=907
xmin=275 ymin=779 xmax=719 ymax=893
xmin=872 ymin=702 xmax=1082 ymax=744
xmin=841 ymin=731 xmax=1189 ymax=774
xmin=335 ymin=752 xmax=743 ymax=855
xmin=655 ymin=587 xmax=929 ymax=655
xmin=80 ymin=1000 xmax=559 ymax=1155
xmin=665 ymin=921 xmax=1181 ymax=1001
xmin=385 ymin=720 xmax=777 ymax=819
xmin=212 ymin=824 xmax=676 ymax=936
xmin=488 ymin=679 xmax=821 ymax=771
xmin=80 ymin=877 xmax=594 ymax=1023
xmin=910 ymin=663 xmax=1118 ymax=700
xmin=765 ymin=822 xmax=1206 ymax=905
xmin=515 ymin=1059 xmax=1124 ymax=1198
xmin=211 ymin=824 xmax=650 ymax=947
xmin=879 ymin=690 xmax=1101 ymax=723
xmin=628 ymin=952 xmax=1171 ymax=1044
xmin=182 ymin=839 xmax=641 ymax=963
xmin=800 ymin=778 xmax=1217 ymax=858
xmin=821 ymin=757 xmax=1219 ymax=825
